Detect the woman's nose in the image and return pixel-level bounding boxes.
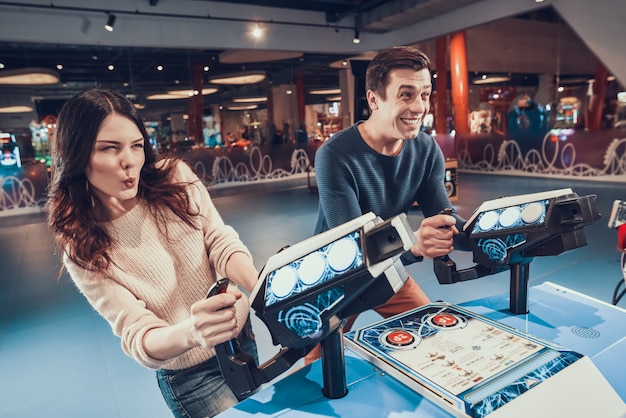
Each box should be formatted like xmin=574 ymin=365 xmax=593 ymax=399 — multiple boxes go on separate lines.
xmin=120 ymin=149 xmax=135 ymax=170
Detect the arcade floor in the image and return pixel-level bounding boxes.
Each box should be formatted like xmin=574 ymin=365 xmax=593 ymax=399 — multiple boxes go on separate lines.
xmin=1 ymin=172 xmax=625 ymax=418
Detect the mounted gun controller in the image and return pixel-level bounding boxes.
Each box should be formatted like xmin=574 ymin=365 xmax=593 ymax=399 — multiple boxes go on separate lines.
xmin=211 ymin=212 xmax=416 ymax=399
xmin=434 ymin=188 xmax=601 ymax=314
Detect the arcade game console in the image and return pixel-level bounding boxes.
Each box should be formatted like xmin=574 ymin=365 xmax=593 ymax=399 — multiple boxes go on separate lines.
xmin=345 ymin=303 xmax=626 ymax=418
xmin=215 ymin=188 xmax=618 ymax=417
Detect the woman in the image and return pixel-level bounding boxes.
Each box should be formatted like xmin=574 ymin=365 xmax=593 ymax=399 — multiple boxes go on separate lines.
xmin=46 ymin=88 xmax=258 ymax=417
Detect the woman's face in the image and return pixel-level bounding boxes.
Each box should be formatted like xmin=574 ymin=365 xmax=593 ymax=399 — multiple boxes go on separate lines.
xmin=85 ymin=112 xmax=145 ymax=218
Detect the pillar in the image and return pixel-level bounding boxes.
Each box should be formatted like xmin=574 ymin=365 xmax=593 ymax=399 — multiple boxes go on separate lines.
xmin=187 ymin=63 xmax=204 ymax=143
xmin=587 ymin=61 xmax=608 ymax=132
xmin=295 ymin=70 xmax=306 ymax=124
xmin=435 ymin=36 xmax=448 ymax=134
xmin=450 ymin=31 xmax=469 ymax=135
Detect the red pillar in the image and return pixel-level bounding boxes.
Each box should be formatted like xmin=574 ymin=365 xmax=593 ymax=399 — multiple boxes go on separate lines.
xmin=435 ymin=36 xmax=448 ymax=134
xmin=450 ymin=31 xmax=469 ymax=135
xmin=188 ymin=63 xmax=204 ymax=143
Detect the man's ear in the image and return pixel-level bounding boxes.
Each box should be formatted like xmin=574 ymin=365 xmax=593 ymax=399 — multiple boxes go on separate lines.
xmin=367 ymin=90 xmax=378 ymax=110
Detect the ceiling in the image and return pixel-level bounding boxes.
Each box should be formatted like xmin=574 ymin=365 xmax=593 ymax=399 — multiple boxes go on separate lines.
xmin=0 ymin=0 xmax=489 ymax=116
xmin=0 ymin=0 xmax=620 ymax=122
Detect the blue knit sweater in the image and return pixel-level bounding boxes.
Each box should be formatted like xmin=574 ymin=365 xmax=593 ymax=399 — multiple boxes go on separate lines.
xmin=314 ymin=122 xmax=468 ymax=265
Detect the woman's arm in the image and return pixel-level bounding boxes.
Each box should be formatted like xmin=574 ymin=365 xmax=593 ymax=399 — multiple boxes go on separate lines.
xmin=225 ymin=251 xmax=258 ymax=293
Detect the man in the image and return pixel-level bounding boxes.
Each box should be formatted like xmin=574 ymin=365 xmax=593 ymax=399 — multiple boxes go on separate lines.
xmin=307 ymin=46 xmax=469 ymax=362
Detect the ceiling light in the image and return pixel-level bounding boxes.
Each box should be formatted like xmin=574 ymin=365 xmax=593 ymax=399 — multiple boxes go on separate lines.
xmin=146 ymin=93 xmax=181 ymax=100
xmin=169 ymin=88 xmax=218 ymax=96
xmin=146 ymin=87 xmax=218 ymax=100
xmin=0 ymin=105 xmax=34 ymax=113
xmin=472 ymin=74 xmax=511 ymax=85
xmin=233 ymin=97 xmax=267 ymax=103
xmin=219 ymin=50 xmax=302 ymax=64
xmin=156 ymin=65 xmax=164 ymax=71
xmin=0 ymin=68 xmax=60 ymax=85
xmin=104 ymin=13 xmax=116 ymax=32
xmin=107 ymin=64 xmax=115 ymax=71
xmin=227 ymin=104 xmax=258 ymax=111
xmin=251 ymin=24 xmax=263 ymax=39
xmin=209 ymin=71 xmax=266 ymax=85
xmin=309 ymin=88 xmax=341 ymax=95
xmin=353 ymin=30 xmax=360 ymax=44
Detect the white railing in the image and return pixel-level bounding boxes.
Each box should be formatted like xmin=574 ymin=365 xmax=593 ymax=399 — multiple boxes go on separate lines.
xmin=0 ymin=175 xmax=41 ymax=215
xmin=457 ymin=132 xmax=626 ymax=180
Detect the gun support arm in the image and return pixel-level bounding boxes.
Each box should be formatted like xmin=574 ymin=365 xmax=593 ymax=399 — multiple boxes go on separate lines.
xmin=434 ymin=255 xmax=510 ymax=284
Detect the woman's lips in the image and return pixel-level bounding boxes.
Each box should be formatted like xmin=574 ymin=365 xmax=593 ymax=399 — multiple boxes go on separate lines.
xmin=123 ymin=178 xmax=136 ymax=188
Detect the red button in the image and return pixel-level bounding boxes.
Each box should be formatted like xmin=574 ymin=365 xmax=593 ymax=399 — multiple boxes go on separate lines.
xmin=386 ymin=330 xmax=415 ymax=346
xmin=431 ymin=314 xmax=458 ymax=327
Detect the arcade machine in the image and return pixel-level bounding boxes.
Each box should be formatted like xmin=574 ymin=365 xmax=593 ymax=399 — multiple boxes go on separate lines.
xmin=214 ymin=189 xmax=625 ymax=417
xmin=608 ymin=199 xmax=626 ymax=305
xmin=0 ymin=132 xmax=21 ymax=169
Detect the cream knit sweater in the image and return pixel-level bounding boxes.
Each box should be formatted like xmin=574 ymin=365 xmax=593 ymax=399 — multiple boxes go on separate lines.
xmin=65 ymin=160 xmax=252 ymax=370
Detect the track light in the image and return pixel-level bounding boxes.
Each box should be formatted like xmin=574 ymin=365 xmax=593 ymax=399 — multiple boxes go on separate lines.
xmin=104 ymin=13 xmax=116 ymax=32
xmin=353 ymin=30 xmax=360 ymax=44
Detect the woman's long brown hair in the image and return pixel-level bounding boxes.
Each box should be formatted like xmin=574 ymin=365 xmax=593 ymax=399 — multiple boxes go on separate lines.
xmin=46 ymin=88 xmax=200 ymax=275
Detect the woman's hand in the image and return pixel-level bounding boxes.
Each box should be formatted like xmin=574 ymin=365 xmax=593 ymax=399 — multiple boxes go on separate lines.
xmin=188 ymin=290 xmax=242 ymax=349
xmin=143 ymin=289 xmax=242 ymax=361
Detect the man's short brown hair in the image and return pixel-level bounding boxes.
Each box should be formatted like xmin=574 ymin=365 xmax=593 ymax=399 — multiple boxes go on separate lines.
xmin=365 ymin=46 xmax=432 ymax=100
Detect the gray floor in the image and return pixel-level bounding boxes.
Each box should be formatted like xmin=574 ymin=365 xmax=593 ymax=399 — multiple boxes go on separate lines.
xmin=1 ymin=172 xmax=624 ymax=417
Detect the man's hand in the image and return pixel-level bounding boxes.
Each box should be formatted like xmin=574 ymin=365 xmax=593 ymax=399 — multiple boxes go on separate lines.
xmin=411 ymin=214 xmax=459 ymax=259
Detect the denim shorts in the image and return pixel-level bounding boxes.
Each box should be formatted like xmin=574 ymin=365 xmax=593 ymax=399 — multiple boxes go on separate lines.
xmin=156 ymin=319 xmax=258 ymax=418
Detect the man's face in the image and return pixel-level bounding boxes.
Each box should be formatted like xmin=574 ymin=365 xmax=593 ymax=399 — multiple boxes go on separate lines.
xmin=369 ymin=67 xmax=432 ymax=140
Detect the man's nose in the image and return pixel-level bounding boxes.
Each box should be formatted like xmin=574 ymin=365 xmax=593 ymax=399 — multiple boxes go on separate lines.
xmin=410 ymin=98 xmax=426 ymax=113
